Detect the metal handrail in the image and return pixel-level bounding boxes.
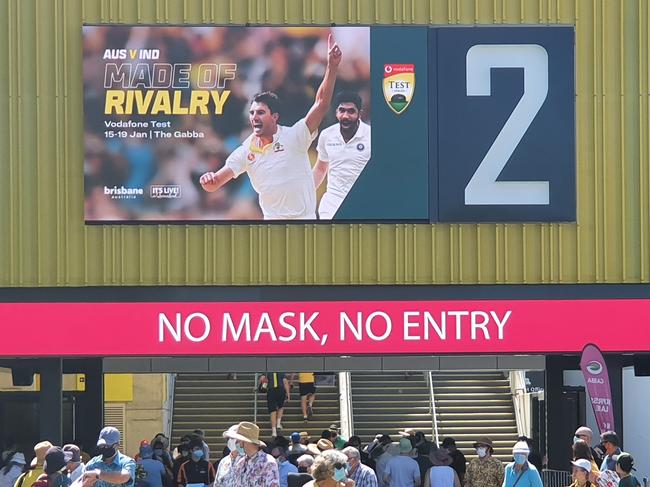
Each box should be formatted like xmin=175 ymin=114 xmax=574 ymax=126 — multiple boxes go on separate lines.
xmin=428 ymin=371 xmax=440 ymax=446
xmin=164 ymin=373 xmax=176 ymax=439
xmin=253 ymin=373 xmax=259 ymax=425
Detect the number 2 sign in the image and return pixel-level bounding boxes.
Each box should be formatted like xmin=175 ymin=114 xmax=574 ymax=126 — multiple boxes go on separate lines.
xmin=433 ymin=27 xmax=575 ymax=222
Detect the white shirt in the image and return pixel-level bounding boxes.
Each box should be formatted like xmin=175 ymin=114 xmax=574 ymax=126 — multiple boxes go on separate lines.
xmin=316 ymin=121 xmax=371 ymax=218
xmin=426 ymin=466 xmax=455 ymax=487
xmin=225 ymin=118 xmax=317 ymax=220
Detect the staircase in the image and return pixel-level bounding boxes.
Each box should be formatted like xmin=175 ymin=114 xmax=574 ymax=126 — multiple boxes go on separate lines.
xmin=172 ymin=373 xmax=341 ymax=457
xmin=350 ymin=372 xmax=434 ymax=444
xmin=431 ymin=372 xmax=519 ymax=461
xmin=255 ymin=375 xmax=341 ymax=442
xmin=172 ymin=373 xmax=257 ymax=457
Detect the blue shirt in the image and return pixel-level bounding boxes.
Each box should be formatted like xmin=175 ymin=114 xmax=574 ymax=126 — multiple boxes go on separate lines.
xmin=502 ymin=463 xmax=543 ymax=487
xmin=384 ymin=455 xmax=420 ymax=487
xmin=137 ymin=459 xmax=166 ymax=487
xmin=600 ymin=449 xmax=622 ymax=472
xmin=278 ymin=461 xmax=297 ymax=487
xmin=350 ymin=463 xmax=378 ymax=487
xmin=85 ymin=452 xmax=136 ymax=487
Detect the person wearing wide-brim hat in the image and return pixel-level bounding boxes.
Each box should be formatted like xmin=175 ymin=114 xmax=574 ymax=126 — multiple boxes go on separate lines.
xmin=465 ymin=437 xmax=504 ymax=487
xmin=215 ymin=425 xmax=239 ymax=487
xmin=31 ymin=448 xmax=73 ymax=487
xmin=424 ymin=448 xmax=461 ymax=487
xmin=306 ymin=439 xmax=334 ymax=457
xmin=224 ymin=422 xmax=279 ymax=486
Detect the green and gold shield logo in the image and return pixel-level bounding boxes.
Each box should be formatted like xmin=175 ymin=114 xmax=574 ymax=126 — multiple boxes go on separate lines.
xmin=383 ymin=64 xmax=415 ymax=114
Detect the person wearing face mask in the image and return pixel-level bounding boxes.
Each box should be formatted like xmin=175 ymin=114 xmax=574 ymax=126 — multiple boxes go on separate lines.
xmin=214 ymin=426 xmax=238 ymax=487
xmin=501 ymin=442 xmax=542 ymax=487
xmin=225 ymin=421 xmax=278 ymax=487
xmin=171 ymin=443 xmax=190 ymax=487
xmin=342 ymin=446 xmax=377 ymax=487
xmin=573 ymin=427 xmax=603 ymax=469
xmin=271 ymin=447 xmax=297 ymax=487
xmin=62 ymin=445 xmax=84 ymax=485
xmin=178 ymin=447 xmax=208 ymax=487
xmin=32 ymin=447 xmax=73 ymax=487
xmin=465 ymin=438 xmax=503 ymax=487
xmin=137 ymin=445 xmax=168 ymax=487
xmin=82 ymin=427 xmax=136 ymax=487
xmin=176 ymin=440 xmax=214 ymax=487
xmin=598 ymin=432 xmax=622 ymax=473
xmin=302 ymin=449 xmax=353 ymax=487
xmin=151 ymin=441 xmax=174 ymax=478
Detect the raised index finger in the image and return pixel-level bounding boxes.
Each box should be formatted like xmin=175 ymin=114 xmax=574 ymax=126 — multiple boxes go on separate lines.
xmin=327 ymin=33 xmax=332 ymax=50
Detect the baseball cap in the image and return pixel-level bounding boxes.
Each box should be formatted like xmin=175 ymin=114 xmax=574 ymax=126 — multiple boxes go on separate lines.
xmin=291 ymin=432 xmax=301 ymax=443
xmin=617 ymin=453 xmax=636 ymax=472
xmin=572 ymin=459 xmax=592 ymax=472
xmin=62 ymin=445 xmax=81 ymax=463
xmin=97 ymin=426 xmax=120 ymax=447
xmin=43 ymin=447 xmax=73 ymax=475
xmin=399 ymin=438 xmax=413 ymax=453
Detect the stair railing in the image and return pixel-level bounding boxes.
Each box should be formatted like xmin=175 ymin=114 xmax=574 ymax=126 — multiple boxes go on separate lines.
xmin=339 ymin=372 xmax=354 ymax=438
xmin=254 ymin=373 xmax=259 ymax=425
xmin=428 ymin=371 xmax=440 ymax=446
xmin=164 ymin=373 xmax=176 ymax=439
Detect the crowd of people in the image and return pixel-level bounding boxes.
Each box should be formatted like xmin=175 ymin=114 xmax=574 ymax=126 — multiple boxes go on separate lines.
xmin=0 ymin=424 xmax=642 ymax=487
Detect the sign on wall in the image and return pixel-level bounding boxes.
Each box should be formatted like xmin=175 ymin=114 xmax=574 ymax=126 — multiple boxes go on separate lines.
xmin=82 ymin=25 xmax=574 ymax=223
xmin=0 ymin=298 xmax=646 ymax=357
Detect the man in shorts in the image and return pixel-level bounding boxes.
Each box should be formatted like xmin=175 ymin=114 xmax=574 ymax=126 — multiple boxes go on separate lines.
xmin=297 ymin=372 xmax=317 ymax=422
xmin=259 ymin=372 xmax=291 ymax=437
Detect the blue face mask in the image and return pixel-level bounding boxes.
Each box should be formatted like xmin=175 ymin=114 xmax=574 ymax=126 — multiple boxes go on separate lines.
xmin=154 ymin=449 xmax=164 ymax=457
xmin=236 ymin=444 xmax=246 ymax=456
xmin=333 ymin=467 xmax=347 ymax=481
xmin=191 ymin=450 xmax=204 ymax=461
xmin=514 ymin=454 xmax=528 ymax=465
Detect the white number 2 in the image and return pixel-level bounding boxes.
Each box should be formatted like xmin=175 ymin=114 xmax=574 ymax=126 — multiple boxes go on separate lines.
xmin=464 ymin=44 xmax=549 ymax=205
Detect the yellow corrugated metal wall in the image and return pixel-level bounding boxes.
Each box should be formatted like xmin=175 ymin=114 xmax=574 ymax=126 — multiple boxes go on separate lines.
xmin=0 ymin=0 xmax=648 ymax=286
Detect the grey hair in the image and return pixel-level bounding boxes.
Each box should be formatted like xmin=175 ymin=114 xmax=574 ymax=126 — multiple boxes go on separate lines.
xmin=297 ymin=454 xmax=314 ymax=466
xmin=312 ymin=449 xmax=348 ymax=481
xmin=342 ymin=446 xmax=360 ymax=459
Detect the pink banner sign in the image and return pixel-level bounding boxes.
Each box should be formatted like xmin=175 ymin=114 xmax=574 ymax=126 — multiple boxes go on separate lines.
xmin=580 ymin=344 xmax=615 ymax=434
xmin=0 ymin=299 xmax=649 ymax=357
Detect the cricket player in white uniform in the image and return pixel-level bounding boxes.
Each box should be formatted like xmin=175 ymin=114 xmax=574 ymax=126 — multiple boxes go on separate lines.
xmin=199 ymin=35 xmax=342 ymax=220
xmin=313 ymin=91 xmax=371 ymax=219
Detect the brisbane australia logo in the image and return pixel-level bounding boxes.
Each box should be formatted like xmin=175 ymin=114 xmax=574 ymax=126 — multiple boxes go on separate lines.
xmin=383 ymin=64 xmax=415 ymax=114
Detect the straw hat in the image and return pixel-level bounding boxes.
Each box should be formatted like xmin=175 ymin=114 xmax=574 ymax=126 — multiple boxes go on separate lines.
xmin=223 ymin=422 xmax=266 ymax=447
xmin=307 ymin=438 xmax=334 ymax=455
xmin=31 ymin=441 xmax=54 ymax=467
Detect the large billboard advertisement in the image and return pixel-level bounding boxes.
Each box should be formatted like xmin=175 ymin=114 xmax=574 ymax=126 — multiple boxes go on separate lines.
xmin=83 ymin=25 xmax=573 ymax=223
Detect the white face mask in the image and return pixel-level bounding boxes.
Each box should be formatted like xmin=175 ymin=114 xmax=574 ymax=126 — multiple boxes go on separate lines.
xmin=227 ymin=438 xmax=237 ymax=452
xmin=476 ymin=447 xmax=488 ymax=458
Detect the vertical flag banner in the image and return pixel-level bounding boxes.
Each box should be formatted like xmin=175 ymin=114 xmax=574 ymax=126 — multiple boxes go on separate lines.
xmin=580 ymin=344 xmax=615 ymax=434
